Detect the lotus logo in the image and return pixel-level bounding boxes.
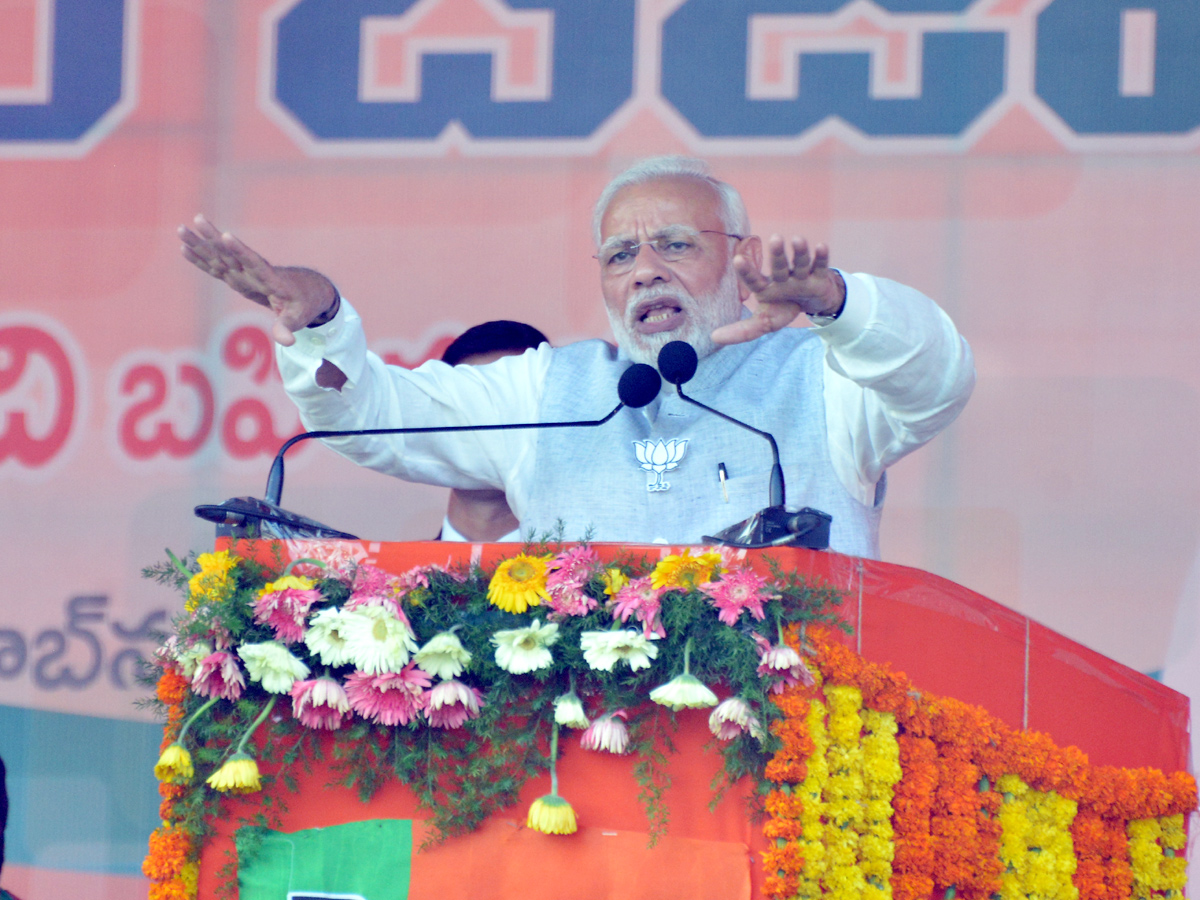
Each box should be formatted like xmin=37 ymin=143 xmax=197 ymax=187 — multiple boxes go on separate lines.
xmin=633 ymin=438 xmax=688 ymax=492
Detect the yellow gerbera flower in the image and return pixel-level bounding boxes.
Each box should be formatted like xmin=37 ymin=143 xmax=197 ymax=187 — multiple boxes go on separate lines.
xmin=206 ymin=753 xmax=262 ymax=794
xmin=487 ymin=554 xmax=552 ymax=614
xmin=154 ymin=742 xmax=194 ymax=784
xmin=527 ymin=794 xmax=578 ymax=835
xmin=650 ymin=549 xmax=723 ymax=591
xmin=601 ymin=567 xmax=628 ymax=597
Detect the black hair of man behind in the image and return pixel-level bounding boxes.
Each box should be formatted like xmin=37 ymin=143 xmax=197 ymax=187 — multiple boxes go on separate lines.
xmin=441 ymin=320 xmax=549 ymax=366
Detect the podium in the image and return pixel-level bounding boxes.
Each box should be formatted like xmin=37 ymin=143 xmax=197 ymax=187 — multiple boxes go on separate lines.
xmin=147 ymin=540 xmax=1193 ymax=900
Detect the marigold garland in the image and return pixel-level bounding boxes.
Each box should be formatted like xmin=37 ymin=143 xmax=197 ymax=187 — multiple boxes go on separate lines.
xmin=144 ymin=670 xmax=200 ymax=900
xmin=762 ymin=627 xmax=1197 ymax=900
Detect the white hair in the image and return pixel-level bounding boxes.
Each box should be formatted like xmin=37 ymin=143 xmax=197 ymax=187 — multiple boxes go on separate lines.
xmin=591 ymin=156 xmax=751 ymax=245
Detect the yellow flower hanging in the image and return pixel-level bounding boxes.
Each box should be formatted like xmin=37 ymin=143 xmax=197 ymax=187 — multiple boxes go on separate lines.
xmin=154 ymin=742 xmax=194 ymax=784
xmin=527 ymin=794 xmax=578 ymax=835
xmin=206 ymin=753 xmax=262 ymax=794
xmin=650 ymin=549 xmax=723 ymax=591
xmin=487 ymin=554 xmax=552 ymax=614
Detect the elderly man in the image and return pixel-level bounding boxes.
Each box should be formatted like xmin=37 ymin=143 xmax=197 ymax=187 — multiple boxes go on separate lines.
xmin=180 ymin=157 xmax=973 ymax=557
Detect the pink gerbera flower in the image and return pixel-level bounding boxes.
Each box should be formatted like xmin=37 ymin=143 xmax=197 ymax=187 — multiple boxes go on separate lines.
xmin=543 ymin=546 xmax=601 ymax=617
xmin=544 ymin=581 xmax=598 ymax=617
xmin=752 ymin=633 xmax=814 ymax=693
xmin=253 ymin=576 xmax=321 ymax=644
xmin=580 ymin=710 xmax=630 ymax=754
xmin=290 ymin=676 xmax=351 ymax=730
xmin=345 ymin=564 xmax=405 ymax=617
xmin=424 ymin=679 xmax=485 ymax=729
xmin=548 ymin=546 xmax=600 ymax=587
xmin=191 ymin=650 xmax=245 ymax=701
xmin=709 ymin=696 xmax=764 ymax=741
xmin=609 ymin=576 xmax=666 ymax=638
xmin=345 ymin=664 xmax=431 ymax=726
xmin=699 ymin=569 xmax=776 ymax=626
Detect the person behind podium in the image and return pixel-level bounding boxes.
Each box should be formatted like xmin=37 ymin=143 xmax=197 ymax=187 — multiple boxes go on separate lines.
xmin=178 ymin=156 xmax=974 ymax=557
xmin=436 ymin=320 xmax=549 ymax=543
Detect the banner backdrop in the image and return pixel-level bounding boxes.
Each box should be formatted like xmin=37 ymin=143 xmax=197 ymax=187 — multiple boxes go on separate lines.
xmin=1 ymin=1 xmax=1198 ymax=895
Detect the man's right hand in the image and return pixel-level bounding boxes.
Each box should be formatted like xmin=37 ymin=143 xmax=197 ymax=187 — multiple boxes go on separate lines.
xmin=178 ymin=215 xmax=338 ymax=347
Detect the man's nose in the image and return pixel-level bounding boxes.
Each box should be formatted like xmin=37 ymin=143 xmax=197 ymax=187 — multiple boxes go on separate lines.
xmin=631 ymin=243 xmax=672 ymax=288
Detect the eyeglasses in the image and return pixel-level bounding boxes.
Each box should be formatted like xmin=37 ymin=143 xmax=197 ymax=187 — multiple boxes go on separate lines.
xmin=593 ymin=229 xmax=743 ymax=275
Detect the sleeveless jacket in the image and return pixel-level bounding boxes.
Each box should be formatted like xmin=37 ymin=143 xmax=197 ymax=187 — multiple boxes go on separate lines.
xmin=520 ymin=332 xmax=882 ymax=557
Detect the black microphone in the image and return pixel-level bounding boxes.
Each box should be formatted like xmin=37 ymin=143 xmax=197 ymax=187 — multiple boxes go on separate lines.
xmin=618 ymin=363 xmax=662 ymax=408
xmin=656 ymin=341 xmax=784 ymax=507
xmin=658 ymin=341 xmax=697 ymax=386
xmin=197 ymin=362 xmax=659 ymax=538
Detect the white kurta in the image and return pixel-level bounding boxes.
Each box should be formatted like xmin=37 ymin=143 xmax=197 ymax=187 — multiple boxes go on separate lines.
xmin=277 ymin=272 xmax=974 ymax=553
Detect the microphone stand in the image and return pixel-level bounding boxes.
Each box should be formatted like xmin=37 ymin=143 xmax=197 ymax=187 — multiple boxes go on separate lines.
xmin=655 ymin=341 xmax=830 ymax=550
xmin=670 ymin=383 xmax=830 ymax=550
xmin=196 ymin=406 xmax=625 ymax=541
xmin=195 ymin=362 xmax=664 ymax=540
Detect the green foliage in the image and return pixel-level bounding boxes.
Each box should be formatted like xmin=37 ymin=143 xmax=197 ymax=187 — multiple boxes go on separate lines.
xmin=148 ymin=540 xmax=847 ymax=849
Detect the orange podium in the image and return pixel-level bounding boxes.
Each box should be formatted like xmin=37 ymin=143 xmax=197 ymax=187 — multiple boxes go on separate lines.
xmin=146 ymin=540 xmax=1194 ymax=900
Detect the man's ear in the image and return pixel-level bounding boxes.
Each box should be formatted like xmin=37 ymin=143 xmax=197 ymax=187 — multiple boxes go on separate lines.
xmin=735 ymin=235 xmax=763 ymax=302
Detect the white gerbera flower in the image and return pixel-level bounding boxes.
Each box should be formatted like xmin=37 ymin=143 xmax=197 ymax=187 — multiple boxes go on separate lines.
xmin=237 ymin=641 xmax=310 ymax=694
xmin=175 ymin=639 xmax=213 ymax=680
xmin=304 ymin=607 xmax=357 ymax=667
xmin=414 ymin=630 xmax=472 ymax=679
xmin=579 ymin=629 xmax=658 ymax=672
xmin=553 ymin=690 xmax=590 ymax=729
xmin=340 ymin=605 xmax=418 ymax=675
xmin=491 ymin=619 xmax=559 ymax=674
xmin=649 ymin=673 xmax=719 ymax=711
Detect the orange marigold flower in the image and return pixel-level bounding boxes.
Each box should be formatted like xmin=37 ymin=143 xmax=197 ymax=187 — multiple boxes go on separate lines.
xmin=763 ymin=872 xmax=800 ymax=899
xmin=764 ymin=789 xmax=806 ymax=820
xmin=148 ymin=881 xmax=190 ymax=900
xmin=763 ymin=818 xmax=804 ymax=841
xmin=143 ymin=824 xmax=192 ymax=880
xmin=156 ymin=668 xmax=190 ymax=706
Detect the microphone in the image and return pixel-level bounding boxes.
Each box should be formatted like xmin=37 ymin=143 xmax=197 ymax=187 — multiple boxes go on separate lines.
xmin=657 ymin=341 xmax=784 ymax=507
xmin=197 ymin=362 xmax=660 ymax=538
xmin=655 ymin=341 xmax=831 ymax=550
xmin=618 ymin=362 xmax=662 ymax=408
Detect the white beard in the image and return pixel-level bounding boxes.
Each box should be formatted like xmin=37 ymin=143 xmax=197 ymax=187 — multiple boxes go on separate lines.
xmin=606 ymin=266 xmax=743 ymax=367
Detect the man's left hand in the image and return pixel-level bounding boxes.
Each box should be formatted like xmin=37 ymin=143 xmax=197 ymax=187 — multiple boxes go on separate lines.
xmin=711 ymin=235 xmax=845 ymax=345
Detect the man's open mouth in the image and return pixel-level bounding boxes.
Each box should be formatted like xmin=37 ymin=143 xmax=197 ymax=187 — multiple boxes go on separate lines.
xmin=633 ymin=299 xmax=685 ymax=335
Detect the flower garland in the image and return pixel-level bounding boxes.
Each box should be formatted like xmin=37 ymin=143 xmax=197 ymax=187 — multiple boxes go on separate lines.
xmin=762 ymin=626 xmax=1198 ymax=900
xmin=1127 ymin=814 xmax=1187 ymax=900
xmin=143 ymin=542 xmax=847 ymax=888
xmin=996 ymin=774 xmax=1078 ymax=900
xmin=144 ymin=667 xmax=200 ymax=900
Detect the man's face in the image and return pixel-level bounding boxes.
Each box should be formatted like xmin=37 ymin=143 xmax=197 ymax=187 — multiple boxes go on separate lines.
xmin=598 ymin=177 xmax=748 ymax=366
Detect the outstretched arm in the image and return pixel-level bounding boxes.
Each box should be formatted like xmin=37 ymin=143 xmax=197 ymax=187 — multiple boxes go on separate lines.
xmin=710 ymin=234 xmax=845 ymax=346
xmin=178 ymin=215 xmax=338 ymax=347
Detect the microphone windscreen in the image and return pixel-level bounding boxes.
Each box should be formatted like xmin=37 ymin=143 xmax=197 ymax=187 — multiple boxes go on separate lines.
xmin=658 ymin=341 xmax=698 ymax=385
xmin=618 ymin=363 xmax=662 ymax=408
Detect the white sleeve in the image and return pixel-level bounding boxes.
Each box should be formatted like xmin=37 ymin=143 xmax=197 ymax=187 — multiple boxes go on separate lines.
xmin=275 ymin=297 xmax=549 ymax=495
xmin=816 ymin=272 xmax=976 ymax=505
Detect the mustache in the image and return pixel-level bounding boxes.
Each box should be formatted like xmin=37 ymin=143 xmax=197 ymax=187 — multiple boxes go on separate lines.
xmin=624 ymin=284 xmax=694 ymax=319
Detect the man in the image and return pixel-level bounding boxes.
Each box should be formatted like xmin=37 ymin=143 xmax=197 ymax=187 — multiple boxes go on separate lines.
xmin=438 ymin=321 xmax=549 ymax=542
xmin=180 ymin=156 xmax=974 ymax=557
